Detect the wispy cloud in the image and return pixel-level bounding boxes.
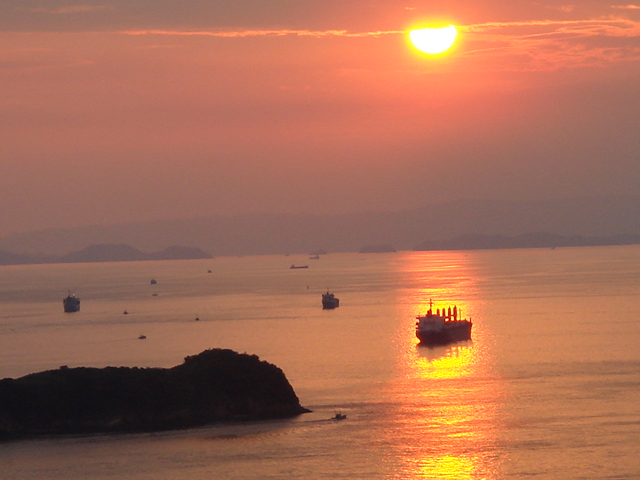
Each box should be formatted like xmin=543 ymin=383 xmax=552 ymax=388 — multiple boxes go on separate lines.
xmin=611 ymin=4 xmax=640 ymax=9
xmin=461 ymin=17 xmax=640 ymax=71
xmin=30 ymin=5 xmax=109 ymax=15
xmin=463 ymin=17 xmax=640 ymax=32
xmin=549 ymin=5 xmax=576 ymax=13
xmin=120 ymin=17 xmax=640 ymax=70
xmin=123 ymin=18 xmax=640 ymax=40
xmin=120 ymin=17 xmax=640 ymax=72
xmin=122 ymin=29 xmax=401 ymax=38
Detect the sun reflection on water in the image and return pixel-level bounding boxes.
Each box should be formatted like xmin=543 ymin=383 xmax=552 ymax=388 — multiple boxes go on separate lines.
xmin=417 ymin=455 xmax=475 ymax=479
xmin=414 ymin=344 xmax=475 ymax=380
xmin=385 ymin=251 xmax=502 ymax=479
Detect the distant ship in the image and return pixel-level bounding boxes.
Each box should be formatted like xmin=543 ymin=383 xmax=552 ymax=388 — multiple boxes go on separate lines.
xmin=63 ymin=294 xmax=80 ymax=313
xmin=322 ymin=291 xmax=340 ymax=309
xmin=415 ymin=300 xmax=472 ymax=346
xmin=290 ymin=264 xmax=309 ymax=269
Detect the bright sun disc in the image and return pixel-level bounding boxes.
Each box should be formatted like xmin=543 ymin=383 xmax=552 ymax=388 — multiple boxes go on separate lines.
xmin=409 ymin=25 xmax=458 ymax=54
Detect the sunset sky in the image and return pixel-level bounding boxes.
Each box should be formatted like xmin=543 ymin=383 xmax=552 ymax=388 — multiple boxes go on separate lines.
xmin=1 ymin=1 xmax=639 ymax=236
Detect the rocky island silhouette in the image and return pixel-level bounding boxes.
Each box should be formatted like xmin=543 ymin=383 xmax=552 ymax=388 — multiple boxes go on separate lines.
xmin=0 ymin=349 xmax=310 ymax=439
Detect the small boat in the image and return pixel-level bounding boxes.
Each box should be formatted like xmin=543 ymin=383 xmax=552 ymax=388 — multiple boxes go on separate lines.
xmin=309 ymin=254 xmax=320 ymax=260
xmin=333 ymin=413 xmax=347 ymax=420
xmin=322 ymin=291 xmax=340 ymax=309
xmin=138 ymin=334 xmax=146 ymax=340
xmin=63 ymin=294 xmax=80 ymax=313
xmin=150 ymin=279 xmax=158 ymax=285
xmin=290 ymin=264 xmax=309 ymax=269
xmin=415 ymin=300 xmax=472 ymax=346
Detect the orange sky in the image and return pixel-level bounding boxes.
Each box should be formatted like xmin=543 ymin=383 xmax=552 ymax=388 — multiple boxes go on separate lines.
xmin=1 ymin=1 xmax=639 ymax=235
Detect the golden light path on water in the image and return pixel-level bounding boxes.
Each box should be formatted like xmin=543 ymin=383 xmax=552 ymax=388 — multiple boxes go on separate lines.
xmin=385 ymin=251 xmax=503 ymax=479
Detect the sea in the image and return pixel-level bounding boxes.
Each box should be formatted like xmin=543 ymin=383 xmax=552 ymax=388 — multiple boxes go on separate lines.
xmin=0 ymin=246 xmax=639 ymax=479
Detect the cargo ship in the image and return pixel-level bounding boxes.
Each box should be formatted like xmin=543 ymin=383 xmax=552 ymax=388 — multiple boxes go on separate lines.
xmin=415 ymin=300 xmax=471 ymax=346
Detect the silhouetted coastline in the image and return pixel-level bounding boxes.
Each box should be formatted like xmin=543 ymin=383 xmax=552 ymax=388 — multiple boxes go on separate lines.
xmin=2 ymin=232 xmax=640 ymax=266
xmin=413 ymin=232 xmax=640 ymax=251
xmin=359 ymin=244 xmax=396 ymax=253
xmin=0 ymin=244 xmax=212 ymax=266
xmin=2 ymin=196 xmax=640 ymax=259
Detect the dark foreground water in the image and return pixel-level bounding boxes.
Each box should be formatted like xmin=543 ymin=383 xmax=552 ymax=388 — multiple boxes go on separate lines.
xmin=0 ymin=246 xmax=639 ymax=479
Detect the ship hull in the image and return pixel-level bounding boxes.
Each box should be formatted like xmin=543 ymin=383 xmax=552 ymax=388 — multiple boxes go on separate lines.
xmin=322 ymin=292 xmax=339 ymax=309
xmin=63 ymin=304 xmax=80 ymax=313
xmin=416 ymin=321 xmax=472 ymax=346
xmin=322 ymin=299 xmax=339 ymax=309
xmin=63 ymin=296 xmax=80 ymax=313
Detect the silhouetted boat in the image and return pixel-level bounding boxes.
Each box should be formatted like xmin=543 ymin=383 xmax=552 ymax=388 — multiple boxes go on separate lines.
xmin=63 ymin=294 xmax=80 ymax=313
xmin=290 ymin=264 xmax=308 ymax=269
xmin=309 ymin=254 xmax=320 ymax=260
xmin=322 ymin=291 xmax=340 ymax=309
xmin=150 ymin=279 xmax=157 ymax=285
xmin=333 ymin=412 xmax=347 ymax=420
xmin=415 ymin=300 xmax=472 ymax=346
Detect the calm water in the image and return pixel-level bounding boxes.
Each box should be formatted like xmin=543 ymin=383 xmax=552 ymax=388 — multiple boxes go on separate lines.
xmin=0 ymin=247 xmax=639 ymax=479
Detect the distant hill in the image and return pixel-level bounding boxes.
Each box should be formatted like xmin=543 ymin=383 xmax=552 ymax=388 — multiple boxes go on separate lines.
xmin=0 ymin=244 xmax=212 ymax=266
xmin=0 ymin=195 xmax=639 ymax=257
xmin=415 ymin=232 xmax=640 ymax=251
xmin=60 ymin=244 xmax=153 ymax=263
xmin=59 ymin=244 xmax=212 ymax=263
xmin=0 ymin=250 xmax=39 ymax=265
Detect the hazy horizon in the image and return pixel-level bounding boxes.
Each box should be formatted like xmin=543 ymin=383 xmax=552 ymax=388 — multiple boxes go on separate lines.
xmin=1 ymin=1 xmax=639 ymax=237
xmin=2 ymin=195 xmax=640 ymax=259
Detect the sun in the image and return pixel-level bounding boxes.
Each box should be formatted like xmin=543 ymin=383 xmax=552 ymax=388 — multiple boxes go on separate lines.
xmin=409 ymin=25 xmax=458 ymax=55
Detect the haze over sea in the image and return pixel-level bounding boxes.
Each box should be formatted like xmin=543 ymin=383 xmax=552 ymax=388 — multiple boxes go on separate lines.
xmin=1 ymin=246 xmax=639 ymax=479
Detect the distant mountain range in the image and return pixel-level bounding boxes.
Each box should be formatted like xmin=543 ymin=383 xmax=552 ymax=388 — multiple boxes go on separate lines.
xmin=0 ymin=244 xmax=212 ymax=266
xmin=3 ymin=233 xmax=639 ymax=266
xmin=414 ymin=232 xmax=640 ymax=251
xmin=1 ymin=195 xmax=639 ymax=261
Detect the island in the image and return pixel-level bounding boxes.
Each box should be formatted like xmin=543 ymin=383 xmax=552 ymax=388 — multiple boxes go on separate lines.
xmin=0 ymin=349 xmax=310 ymax=439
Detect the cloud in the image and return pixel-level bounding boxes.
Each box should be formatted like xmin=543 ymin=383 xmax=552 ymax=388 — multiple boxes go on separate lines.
xmin=460 ymin=17 xmax=640 ymax=70
xmin=122 ymin=17 xmax=640 ymax=41
xmin=549 ymin=5 xmax=577 ymax=13
xmin=611 ymin=4 xmax=640 ymax=9
xmin=122 ymin=29 xmax=401 ymax=38
xmin=30 ymin=5 xmax=109 ymax=15
xmin=121 ymin=16 xmax=640 ymax=71
xmin=463 ymin=17 xmax=639 ymax=32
